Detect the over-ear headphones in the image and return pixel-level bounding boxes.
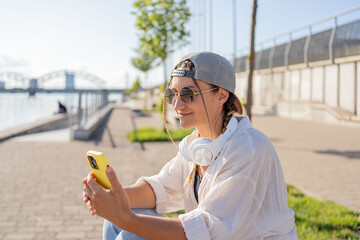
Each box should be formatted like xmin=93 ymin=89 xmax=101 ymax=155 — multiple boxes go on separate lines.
xmin=179 ymin=117 xmax=238 ymax=166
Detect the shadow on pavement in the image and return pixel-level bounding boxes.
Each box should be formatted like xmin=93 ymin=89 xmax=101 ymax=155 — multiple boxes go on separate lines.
xmin=130 ymin=113 xmax=145 ymax=151
xmin=314 ymin=150 xmax=360 ymax=160
xmin=89 ymin=111 xmax=116 ymax=148
xmin=132 ymin=109 xmax=151 ymax=117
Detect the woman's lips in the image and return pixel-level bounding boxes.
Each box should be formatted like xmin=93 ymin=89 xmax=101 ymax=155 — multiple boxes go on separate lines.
xmin=177 ymin=112 xmax=192 ymax=118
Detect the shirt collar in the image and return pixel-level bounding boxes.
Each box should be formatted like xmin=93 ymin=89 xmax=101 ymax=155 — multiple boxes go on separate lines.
xmin=235 ymin=115 xmax=253 ymax=134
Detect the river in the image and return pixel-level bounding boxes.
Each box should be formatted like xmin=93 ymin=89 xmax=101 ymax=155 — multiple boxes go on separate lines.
xmin=0 ymin=92 xmax=122 ymax=132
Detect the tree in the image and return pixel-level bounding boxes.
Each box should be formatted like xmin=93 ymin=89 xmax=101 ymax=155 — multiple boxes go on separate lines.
xmin=132 ymin=0 xmax=190 ymax=90
xmin=131 ymin=48 xmax=156 ymax=92
xmin=131 ymin=49 xmax=156 ymax=108
xmin=246 ymin=0 xmax=258 ymax=122
xmin=125 ymin=76 xmax=141 ymax=95
xmin=131 ymin=48 xmax=156 ymax=75
xmin=132 ymin=0 xmax=190 ymax=128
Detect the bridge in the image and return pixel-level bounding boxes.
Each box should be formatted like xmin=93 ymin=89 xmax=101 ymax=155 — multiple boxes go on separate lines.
xmin=0 ymin=69 xmax=124 ymax=95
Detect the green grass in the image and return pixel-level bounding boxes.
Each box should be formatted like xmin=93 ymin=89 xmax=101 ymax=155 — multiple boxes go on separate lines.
xmin=164 ymin=209 xmax=185 ymax=218
xmin=164 ymin=186 xmax=360 ymax=239
xmin=287 ymin=185 xmax=360 ymax=239
xmin=127 ymin=126 xmax=194 ymax=142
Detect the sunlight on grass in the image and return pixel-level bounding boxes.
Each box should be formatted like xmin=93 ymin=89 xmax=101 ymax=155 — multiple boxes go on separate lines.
xmin=127 ymin=126 xmax=193 ymax=142
xmin=287 ymin=185 xmax=360 ymax=239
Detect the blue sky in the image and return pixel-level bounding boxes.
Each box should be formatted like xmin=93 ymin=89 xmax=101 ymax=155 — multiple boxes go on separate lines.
xmin=0 ymin=0 xmax=359 ymax=89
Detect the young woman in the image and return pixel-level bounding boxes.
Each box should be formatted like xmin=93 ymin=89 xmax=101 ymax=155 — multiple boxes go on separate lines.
xmin=82 ymin=52 xmax=299 ymax=240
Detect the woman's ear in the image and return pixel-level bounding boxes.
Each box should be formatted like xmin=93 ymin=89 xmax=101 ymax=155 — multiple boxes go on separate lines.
xmin=217 ymin=88 xmax=229 ymax=104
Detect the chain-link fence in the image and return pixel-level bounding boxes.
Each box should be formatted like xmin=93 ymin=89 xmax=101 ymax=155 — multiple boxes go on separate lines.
xmin=334 ymin=19 xmax=360 ymax=58
xmin=234 ymin=55 xmax=247 ymax=72
xmin=234 ymin=7 xmax=360 ymax=73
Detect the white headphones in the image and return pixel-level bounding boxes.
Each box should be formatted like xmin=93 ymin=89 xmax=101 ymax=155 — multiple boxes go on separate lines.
xmin=179 ymin=117 xmax=238 ymax=166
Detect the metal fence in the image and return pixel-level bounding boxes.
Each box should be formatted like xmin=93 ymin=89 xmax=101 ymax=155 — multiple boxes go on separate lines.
xmin=76 ymin=90 xmax=109 ymax=127
xmin=334 ymin=19 xmax=360 ymax=58
xmin=234 ymin=7 xmax=360 ymax=73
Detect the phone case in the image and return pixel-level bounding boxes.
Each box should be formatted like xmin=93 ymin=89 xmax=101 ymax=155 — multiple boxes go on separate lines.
xmin=86 ymin=150 xmax=112 ymax=189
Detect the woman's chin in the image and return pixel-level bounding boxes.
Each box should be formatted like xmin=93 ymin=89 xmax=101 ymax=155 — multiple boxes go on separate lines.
xmin=179 ymin=120 xmax=194 ymax=130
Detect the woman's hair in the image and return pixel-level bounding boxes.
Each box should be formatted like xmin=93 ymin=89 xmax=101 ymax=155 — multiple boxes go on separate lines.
xmin=163 ymin=59 xmax=238 ymax=191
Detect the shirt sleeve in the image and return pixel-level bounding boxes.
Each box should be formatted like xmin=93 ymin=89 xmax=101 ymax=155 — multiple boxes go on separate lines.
xmin=179 ymin=131 xmax=283 ymax=240
xmin=137 ymin=152 xmax=186 ymax=214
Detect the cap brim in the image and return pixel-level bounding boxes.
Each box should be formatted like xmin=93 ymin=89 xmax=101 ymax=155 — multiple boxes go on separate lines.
xmin=233 ymin=94 xmax=243 ymax=115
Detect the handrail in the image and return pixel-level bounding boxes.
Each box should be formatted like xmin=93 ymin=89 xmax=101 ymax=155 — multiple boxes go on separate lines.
xmin=258 ymin=5 xmax=360 ymax=46
xmin=234 ymin=5 xmax=360 ymax=57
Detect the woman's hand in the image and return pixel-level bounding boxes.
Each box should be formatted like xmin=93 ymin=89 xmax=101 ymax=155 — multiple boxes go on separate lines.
xmin=82 ymin=175 xmax=96 ymax=216
xmin=82 ymin=166 xmax=134 ymax=226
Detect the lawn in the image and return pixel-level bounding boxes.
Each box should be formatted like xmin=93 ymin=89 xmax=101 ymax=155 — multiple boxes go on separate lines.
xmin=127 ymin=126 xmax=193 ymax=142
xmin=287 ymin=185 xmax=360 ymax=239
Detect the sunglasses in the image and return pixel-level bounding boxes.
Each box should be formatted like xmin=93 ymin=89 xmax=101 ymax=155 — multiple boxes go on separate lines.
xmin=164 ymin=86 xmax=219 ymax=105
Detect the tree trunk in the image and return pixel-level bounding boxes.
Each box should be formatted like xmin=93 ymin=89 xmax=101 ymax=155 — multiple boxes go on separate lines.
xmin=246 ymin=0 xmax=257 ymax=122
xmin=143 ymin=73 xmax=148 ymax=110
xmin=162 ymin=58 xmax=168 ymax=131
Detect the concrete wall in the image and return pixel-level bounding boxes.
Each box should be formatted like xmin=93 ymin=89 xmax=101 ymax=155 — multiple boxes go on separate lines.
xmin=300 ymin=68 xmax=311 ymax=101
xmin=236 ymin=59 xmax=360 ymax=117
xmin=290 ymin=70 xmax=300 ymax=101
xmin=0 ymin=113 xmax=74 ymax=142
xmin=311 ymin=67 xmax=324 ymax=102
xmin=283 ymin=71 xmax=291 ymax=100
xmin=339 ymin=63 xmax=355 ymax=113
xmin=324 ymin=65 xmax=338 ymax=108
xmin=357 ymin=62 xmax=360 ymax=116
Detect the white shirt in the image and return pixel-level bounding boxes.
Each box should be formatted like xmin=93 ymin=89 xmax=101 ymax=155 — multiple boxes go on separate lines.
xmin=138 ymin=116 xmax=299 ymax=240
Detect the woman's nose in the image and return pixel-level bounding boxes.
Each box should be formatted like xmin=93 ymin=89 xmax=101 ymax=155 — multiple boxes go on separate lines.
xmin=173 ymin=94 xmax=185 ymax=110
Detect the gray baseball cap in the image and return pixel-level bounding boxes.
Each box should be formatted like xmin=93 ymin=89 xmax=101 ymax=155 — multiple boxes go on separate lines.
xmin=171 ymin=51 xmax=243 ymax=114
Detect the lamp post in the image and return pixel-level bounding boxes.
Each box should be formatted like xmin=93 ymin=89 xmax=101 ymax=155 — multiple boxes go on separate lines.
xmin=233 ymin=0 xmax=237 ymax=62
xmin=209 ymin=0 xmax=213 ymax=51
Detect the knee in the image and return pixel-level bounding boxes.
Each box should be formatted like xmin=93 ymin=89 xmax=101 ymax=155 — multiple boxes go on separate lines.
xmin=103 ymin=219 xmax=121 ymax=240
xmin=103 ymin=219 xmax=114 ymax=231
xmin=103 ymin=209 xmax=163 ymax=240
xmin=119 ymin=230 xmax=146 ymax=240
xmin=132 ymin=208 xmax=163 ymax=217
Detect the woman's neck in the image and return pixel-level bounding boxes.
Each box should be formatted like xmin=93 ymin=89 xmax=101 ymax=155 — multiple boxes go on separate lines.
xmin=197 ymin=115 xmax=224 ymax=140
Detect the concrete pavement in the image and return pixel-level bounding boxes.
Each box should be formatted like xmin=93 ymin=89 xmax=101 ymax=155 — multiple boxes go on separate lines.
xmin=0 ymin=108 xmax=359 ymax=239
xmin=0 ymin=108 xmax=177 ymax=240
xmin=253 ymin=115 xmax=360 ymax=212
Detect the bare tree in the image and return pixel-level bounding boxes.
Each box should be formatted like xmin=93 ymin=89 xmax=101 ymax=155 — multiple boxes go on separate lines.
xmin=246 ymin=0 xmax=257 ymax=121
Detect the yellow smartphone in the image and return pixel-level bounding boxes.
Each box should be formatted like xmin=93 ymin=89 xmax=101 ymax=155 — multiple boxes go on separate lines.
xmin=86 ymin=150 xmax=112 ymax=189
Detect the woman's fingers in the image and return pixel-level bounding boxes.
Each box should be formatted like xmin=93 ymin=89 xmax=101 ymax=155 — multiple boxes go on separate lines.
xmin=87 ymin=201 xmax=96 ymax=216
xmin=82 ymin=177 xmax=88 ymax=185
xmin=82 ymin=174 xmax=90 ymax=203
xmin=82 ymin=168 xmax=131 ymax=220
xmin=105 ymin=166 xmax=123 ymax=193
xmin=82 ymin=173 xmax=100 ymax=216
xmin=83 ymin=191 xmax=90 ymax=203
xmin=87 ymin=173 xmax=102 ymax=193
xmin=84 ymin=191 xmax=95 ymax=215
xmin=83 ymin=184 xmax=95 ymax=201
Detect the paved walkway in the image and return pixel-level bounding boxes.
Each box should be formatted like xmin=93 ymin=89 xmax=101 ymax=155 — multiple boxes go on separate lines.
xmin=0 ymin=108 xmax=359 ymax=239
xmin=252 ymin=115 xmax=360 ymax=212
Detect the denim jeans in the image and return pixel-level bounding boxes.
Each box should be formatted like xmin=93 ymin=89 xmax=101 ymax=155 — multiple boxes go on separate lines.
xmin=103 ymin=208 xmax=166 ymax=240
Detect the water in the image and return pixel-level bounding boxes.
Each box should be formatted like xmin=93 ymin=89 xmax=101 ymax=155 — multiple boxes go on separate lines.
xmin=0 ymin=92 xmax=122 ymax=132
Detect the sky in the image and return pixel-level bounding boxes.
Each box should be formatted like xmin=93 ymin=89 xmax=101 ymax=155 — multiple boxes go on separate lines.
xmin=0 ymin=0 xmax=359 ymax=89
